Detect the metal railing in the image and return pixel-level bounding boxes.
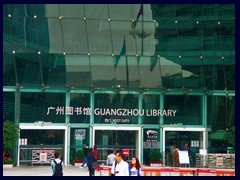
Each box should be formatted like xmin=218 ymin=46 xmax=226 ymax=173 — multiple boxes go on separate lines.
xmin=195 ymin=153 xmax=235 ymax=169
xmin=19 ymin=146 xmax=63 ymax=165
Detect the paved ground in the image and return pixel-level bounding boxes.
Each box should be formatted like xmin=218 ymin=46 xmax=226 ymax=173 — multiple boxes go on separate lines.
xmin=3 ymin=165 xmax=235 ymax=176
xmin=3 ymin=165 xmax=107 ymax=176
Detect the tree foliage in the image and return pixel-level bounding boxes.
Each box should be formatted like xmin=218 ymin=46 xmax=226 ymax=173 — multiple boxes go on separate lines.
xmin=148 ymin=150 xmax=162 ymax=160
xmin=3 ymin=120 xmax=19 ymax=156
xmin=75 ymin=149 xmax=84 ymax=160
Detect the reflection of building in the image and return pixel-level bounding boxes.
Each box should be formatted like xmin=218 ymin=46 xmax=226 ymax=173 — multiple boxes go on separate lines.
xmin=3 ymin=4 xmax=235 ymax=166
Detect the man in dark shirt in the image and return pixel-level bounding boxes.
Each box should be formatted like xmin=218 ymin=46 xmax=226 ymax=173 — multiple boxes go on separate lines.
xmin=80 ymin=143 xmax=89 ymax=168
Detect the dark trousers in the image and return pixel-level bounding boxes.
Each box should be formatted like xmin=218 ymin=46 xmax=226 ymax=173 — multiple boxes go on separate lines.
xmin=88 ymin=164 xmax=95 ymax=176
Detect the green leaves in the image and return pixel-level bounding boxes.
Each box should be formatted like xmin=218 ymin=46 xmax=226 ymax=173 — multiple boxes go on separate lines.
xmin=3 ymin=120 xmax=19 ymax=153
xmin=149 ymin=150 xmax=162 ymax=160
xmin=75 ymin=149 xmax=84 ymax=160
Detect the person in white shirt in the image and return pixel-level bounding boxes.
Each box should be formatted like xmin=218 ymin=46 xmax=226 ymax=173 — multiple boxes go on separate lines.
xmin=113 ymin=152 xmax=129 ymax=176
xmin=107 ymin=150 xmax=116 ymax=166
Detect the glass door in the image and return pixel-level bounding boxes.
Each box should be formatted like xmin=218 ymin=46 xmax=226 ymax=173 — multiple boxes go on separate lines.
xmin=19 ymin=129 xmax=65 ymax=165
xmin=164 ymin=129 xmax=204 ymax=167
xmin=94 ymin=130 xmax=137 ymax=164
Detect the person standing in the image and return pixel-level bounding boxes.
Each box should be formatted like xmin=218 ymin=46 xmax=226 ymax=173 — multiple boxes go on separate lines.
xmin=172 ymin=145 xmax=180 ymax=167
xmin=87 ymin=148 xmax=96 ymax=176
xmin=182 ymin=143 xmax=191 ymax=167
xmin=129 ymin=157 xmax=141 ymax=176
xmin=81 ymin=143 xmax=89 ymax=168
xmin=107 ymin=150 xmax=116 ymax=166
xmin=170 ymin=144 xmax=176 ymax=166
xmin=92 ymin=145 xmax=99 ymax=161
xmin=51 ymin=151 xmax=63 ymax=176
xmin=113 ymin=152 xmax=129 ymax=176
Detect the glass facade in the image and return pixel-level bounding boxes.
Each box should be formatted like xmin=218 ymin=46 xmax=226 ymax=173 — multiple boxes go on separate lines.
xmin=20 ymin=92 xmax=65 ymax=123
xmin=94 ymin=93 xmax=138 ymax=124
xmin=3 ymin=4 xmax=235 ymax=166
xmin=70 ymin=93 xmax=90 ymax=123
xmin=164 ymin=95 xmax=202 ymax=125
xmin=3 ymin=92 xmax=15 ymax=122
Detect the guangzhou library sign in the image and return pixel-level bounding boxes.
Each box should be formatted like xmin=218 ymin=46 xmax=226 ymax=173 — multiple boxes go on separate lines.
xmin=47 ymin=107 xmax=177 ymax=117
xmin=94 ymin=108 xmax=177 ymax=116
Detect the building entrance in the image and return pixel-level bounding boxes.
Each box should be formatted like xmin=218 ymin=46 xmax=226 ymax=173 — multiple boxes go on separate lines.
xmin=164 ymin=129 xmax=204 ymax=167
xmin=18 ymin=125 xmax=67 ymax=166
xmin=93 ymin=126 xmax=141 ymax=164
xmin=19 ymin=129 xmax=65 ymax=165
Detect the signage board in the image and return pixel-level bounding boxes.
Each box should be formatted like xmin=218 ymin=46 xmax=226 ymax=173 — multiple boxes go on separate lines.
xmin=122 ymin=149 xmax=130 ymax=157
xmin=179 ymin=150 xmax=190 ymax=164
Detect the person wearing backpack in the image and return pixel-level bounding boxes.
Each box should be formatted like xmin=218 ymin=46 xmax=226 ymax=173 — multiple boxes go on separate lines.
xmin=51 ymin=151 xmax=63 ymax=176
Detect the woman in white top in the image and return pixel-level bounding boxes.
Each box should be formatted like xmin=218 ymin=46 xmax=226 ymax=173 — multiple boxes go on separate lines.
xmin=129 ymin=157 xmax=141 ymax=176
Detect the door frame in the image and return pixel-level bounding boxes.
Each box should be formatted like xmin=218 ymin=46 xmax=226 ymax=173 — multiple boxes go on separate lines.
xmin=18 ymin=125 xmax=68 ymax=166
xmin=92 ymin=126 xmax=141 ymax=162
xmin=162 ymin=127 xmax=206 ymax=165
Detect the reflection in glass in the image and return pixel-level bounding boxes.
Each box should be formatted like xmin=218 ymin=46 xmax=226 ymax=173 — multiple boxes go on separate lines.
xmin=34 ymin=18 xmax=50 ymax=52
xmin=111 ymin=21 xmax=137 ymax=56
xmin=203 ymin=57 xmax=225 ymax=90
xmin=3 ymin=92 xmax=15 ymax=122
xmin=70 ymin=93 xmax=90 ymax=123
xmin=15 ymin=53 xmax=41 ymax=88
xmin=3 ymin=52 xmax=16 ymax=86
xmin=164 ymin=95 xmax=202 ymax=125
xmin=142 ymin=94 xmax=160 ymax=124
xmin=224 ymin=56 xmax=235 ymax=90
xmin=20 ymin=130 xmax=64 ymax=145
xmin=91 ymin=55 xmax=115 ymax=88
xmin=59 ymin=4 xmax=84 ymax=18
xmin=66 ymin=55 xmax=91 ymax=88
xmin=42 ymin=4 xmax=60 ymax=17
xmin=41 ymin=53 xmax=66 ymax=88
xmin=94 ymin=93 xmax=138 ymax=124
xmin=84 ymin=4 xmax=108 ymax=19
xmin=11 ymin=16 xmax=26 ymax=47
xmin=3 ymin=4 xmax=234 ymax=91
xmin=20 ymin=92 xmax=65 ymax=123
xmin=86 ymin=20 xmax=112 ymax=54
xmin=61 ymin=19 xmax=88 ymax=54
xmin=47 ymin=18 xmax=63 ymax=53
xmin=181 ymin=57 xmax=203 ymax=89
xmin=134 ymin=21 xmax=156 ymax=56
xmin=160 ymin=56 xmax=182 ymax=89
xmin=109 ymin=4 xmax=133 ymax=20
xmin=116 ymin=56 xmax=140 ymax=88
xmin=139 ymin=56 xmax=161 ymax=88
xmin=207 ymin=96 xmax=235 ymax=153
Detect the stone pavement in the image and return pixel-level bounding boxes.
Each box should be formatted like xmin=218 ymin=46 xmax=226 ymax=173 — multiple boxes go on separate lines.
xmin=3 ymin=165 xmax=235 ymax=176
xmin=3 ymin=165 xmax=107 ymax=176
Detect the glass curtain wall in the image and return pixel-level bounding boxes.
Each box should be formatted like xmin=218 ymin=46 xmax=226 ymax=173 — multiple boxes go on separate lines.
xmin=3 ymin=4 xmax=235 ymax=165
xmin=3 ymin=4 xmax=235 ymax=91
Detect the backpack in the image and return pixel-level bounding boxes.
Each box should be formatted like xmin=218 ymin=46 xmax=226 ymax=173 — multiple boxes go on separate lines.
xmin=53 ymin=160 xmax=63 ymax=176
